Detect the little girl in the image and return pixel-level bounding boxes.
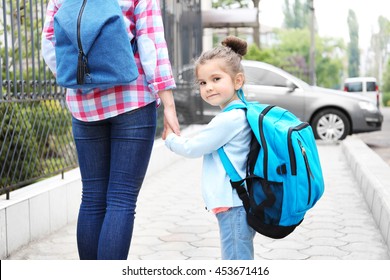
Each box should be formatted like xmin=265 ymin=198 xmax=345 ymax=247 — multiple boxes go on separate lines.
xmin=165 ymin=36 xmax=256 ymax=260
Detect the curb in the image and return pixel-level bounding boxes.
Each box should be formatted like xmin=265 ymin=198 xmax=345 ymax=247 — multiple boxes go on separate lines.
xmin=341 ymin=135 xmax=390 ymax=252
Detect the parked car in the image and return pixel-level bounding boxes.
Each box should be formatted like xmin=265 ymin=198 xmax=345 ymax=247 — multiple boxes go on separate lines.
xmin=173 ymin=60 xmax=383 ymax=141
xmin=343 ymin=76 xmax=380 ymax=107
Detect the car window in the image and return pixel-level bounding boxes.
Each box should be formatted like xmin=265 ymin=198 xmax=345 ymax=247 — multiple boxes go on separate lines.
xmin=244 ymin=66 xmax=288 ymax=87
xmin=366 ymin=81 xmax=377 ymax=91
xmin=344 ymin=82 xmax=363 ymax=92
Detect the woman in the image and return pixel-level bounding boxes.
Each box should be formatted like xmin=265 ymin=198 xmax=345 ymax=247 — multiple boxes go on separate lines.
xmin=41 ymin=0 xmax=180 ymax=259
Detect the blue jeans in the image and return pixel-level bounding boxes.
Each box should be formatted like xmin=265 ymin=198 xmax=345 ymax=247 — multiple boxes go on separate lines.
xmin=72 ymin=102 xmax=156 ymax=260
xmin=216 ymin=206 xmax=256 ymax=260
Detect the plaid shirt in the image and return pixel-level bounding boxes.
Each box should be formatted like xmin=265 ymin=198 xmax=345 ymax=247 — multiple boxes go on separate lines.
xmin=41 ymin=0 xmax=176 ymax=121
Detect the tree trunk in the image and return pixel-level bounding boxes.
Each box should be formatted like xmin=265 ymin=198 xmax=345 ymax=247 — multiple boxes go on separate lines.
xmin=253 ymin=0 xmax=261 ymax=48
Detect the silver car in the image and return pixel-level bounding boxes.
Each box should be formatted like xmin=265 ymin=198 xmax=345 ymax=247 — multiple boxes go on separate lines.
xmin=174 ymin=60 xmax=383 ymax=141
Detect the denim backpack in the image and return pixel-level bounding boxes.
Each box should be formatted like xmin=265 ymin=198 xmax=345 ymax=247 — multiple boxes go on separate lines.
xmin=218 ymin=90 xmax=325 ymax=239
xmin=54 ymin=0 xmax=138 ymax=91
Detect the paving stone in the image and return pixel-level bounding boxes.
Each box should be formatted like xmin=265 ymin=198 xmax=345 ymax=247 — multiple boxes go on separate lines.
xmin=190 ymin=238 xmax=220 ymax=248
xmin=299 ymin=245 xmax=350 ymax=258
xmin=338 ymin=233 xmax=385 ymax=243
xmin=263 ymin=240 xmax=311 ymax=250
xmin=342 ymin=251 xmax=390 ymax=260
xmin=182 ymin=247 xmax=220 ymax=259
xmin=260 ymin=249 xmax=309 ymax=260
xmin=167 ymin=226 xmax=212 ymax=234
xmin=131 ymin=236 xmax=164 ymax=246
xmin=306 ymin=237 xmax=348 ymax=247
xmin=154 ymin=241 xmax=195 ymax=252
xmin=140 ymin=251 xmax=187 ymax=260
xmin=340 ymin=242 xmax=387 ymax=254
xmin=128 ymin=244 xmax=156 ymax=258
xmin=159 ymin=233 xmax=202 ymax=243
xmin=302 ymin=229 xmax=346 ymax=239
xmin=133 ymin=228 xmax=171 ymax=237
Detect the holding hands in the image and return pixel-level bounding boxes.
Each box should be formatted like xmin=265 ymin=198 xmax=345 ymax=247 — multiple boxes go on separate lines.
xmin=158 ymin=89 xmax=181 ymax=139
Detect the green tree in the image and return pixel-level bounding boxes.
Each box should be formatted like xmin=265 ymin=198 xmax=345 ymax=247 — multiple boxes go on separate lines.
xmin=347 ymin=9 xmax=360 ymax=77
xmin=382 ymin=59 xmax=390 ymax=106
xmin=245 ymin=28 xmax=344 ymax=88
xmin=283 ymin=0 xmax=310 ymax=29
xmin=279 ymin=28 xmax=342 ymax=85
xmin=315 ymin=36 xmax=345 ymax=88
xmin=212 ymin=0 xmax=250 ymax=8
xmin=245 ymin=44 xmax=279 ymax=65
xmin=369 ymin=16 xmax=390 ymax=82
xmin=1 ymin=0 xmax=54 ymax=95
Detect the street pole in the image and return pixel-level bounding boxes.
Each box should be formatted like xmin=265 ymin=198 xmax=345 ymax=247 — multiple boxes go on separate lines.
xmin=253 ymin=0 xmax=261 ymax=48
xmin=309 ymin=0 xmax=316 ymax=86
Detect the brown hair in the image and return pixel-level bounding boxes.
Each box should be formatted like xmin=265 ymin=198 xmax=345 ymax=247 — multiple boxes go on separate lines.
xmin=194 ymin=36 xmax=247 ymax=79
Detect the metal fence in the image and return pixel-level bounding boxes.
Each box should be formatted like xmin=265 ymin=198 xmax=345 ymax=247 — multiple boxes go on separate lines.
xmin=0 ymin=0 xmax=203 ymax=199
xmin=3 ymin=1 xmax=363 ymax=199
xmin=1 ymin=0 xmax=77 ymax=199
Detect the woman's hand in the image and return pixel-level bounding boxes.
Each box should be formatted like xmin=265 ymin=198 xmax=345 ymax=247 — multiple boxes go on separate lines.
xmin=158 ymin=90 xmax=181 ymax=140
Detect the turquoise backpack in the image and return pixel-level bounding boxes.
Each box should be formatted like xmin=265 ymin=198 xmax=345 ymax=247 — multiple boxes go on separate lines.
xmin=218 ymin=90 xmax=325 ymax=239
xmin=54 ymin=0 xmax=138 ymax=91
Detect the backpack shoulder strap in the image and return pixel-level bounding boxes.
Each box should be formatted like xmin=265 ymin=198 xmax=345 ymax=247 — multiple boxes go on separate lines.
xmin=218 ymin=147 xmax=251 ymax=211
xmin=217 ymin=147 xmax=242 ymax=182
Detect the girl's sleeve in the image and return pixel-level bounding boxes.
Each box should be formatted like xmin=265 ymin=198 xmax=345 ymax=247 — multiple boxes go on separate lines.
xmin=134 ymin=0 xmax=176 ymax=94
xmin=41 ymin=0 xmax=58 ymax=75
xmin=165 ymin=110 xmax=246 ymax=158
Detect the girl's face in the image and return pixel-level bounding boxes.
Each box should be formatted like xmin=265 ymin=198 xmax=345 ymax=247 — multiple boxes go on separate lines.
xmin=196 ymin=59 xmax=244 ymax=110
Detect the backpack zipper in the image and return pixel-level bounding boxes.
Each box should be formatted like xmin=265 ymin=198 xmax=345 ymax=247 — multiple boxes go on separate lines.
xmin=77 ymin=0 xmax=89 ymax=85
xmin=288 ymin=122 xmax=310 ymax=176
xmin=258 ymin=105 xmax=275 ymax=180
xmin=297 ymin=139 xmax=314 ymax=205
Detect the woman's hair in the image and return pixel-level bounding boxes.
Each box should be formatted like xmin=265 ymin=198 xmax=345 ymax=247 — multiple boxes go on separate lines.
xmin=194 ymin=36 xmax=247 ymax=79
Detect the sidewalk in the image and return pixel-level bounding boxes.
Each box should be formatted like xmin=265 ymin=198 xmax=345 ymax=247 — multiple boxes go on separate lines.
xmin=6 ymin=139 xmax=390 ymax=260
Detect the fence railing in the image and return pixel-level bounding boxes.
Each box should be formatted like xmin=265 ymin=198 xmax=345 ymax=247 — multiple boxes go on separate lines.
xmin=1 ymin=0 xmax=78 ymax=199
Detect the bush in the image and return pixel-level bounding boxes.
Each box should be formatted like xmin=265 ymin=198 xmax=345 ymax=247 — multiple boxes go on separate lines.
xmin=382 ymin=92 xmax=390 ymax=107
xmin=0 ymin=99 xmax=76 ymax=192
xmin=0 ymin=102 xmax=43 ymax=188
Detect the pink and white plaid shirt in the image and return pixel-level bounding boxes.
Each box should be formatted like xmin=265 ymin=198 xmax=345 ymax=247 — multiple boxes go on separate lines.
xmin=41 ymin=0 xmax=176 ymax=122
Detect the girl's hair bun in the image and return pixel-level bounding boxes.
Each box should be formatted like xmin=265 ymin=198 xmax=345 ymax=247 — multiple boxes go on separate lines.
xmin=221 ymin=36 xmax=247 ymax=57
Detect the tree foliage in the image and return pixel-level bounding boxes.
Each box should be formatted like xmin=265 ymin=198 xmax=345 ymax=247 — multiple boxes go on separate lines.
xmin=347 ymin=9 xmax=360 ymax=77
xmin=369 ymin=16 xmax=390 ymax=81
xmin=283 ymin=0 xmax=310 ymax=29
xmin=212 ymin=0 xmax=346 ymax=89
xmin=383 ymin=59 xmax=390 ymax=92
xmin=211 ymin=0 xmax=251 ymax=8
xmin=382 ymin=59 xmax=390 ymax=106
xmin=245 ymin=28 xmax=344 ymax=88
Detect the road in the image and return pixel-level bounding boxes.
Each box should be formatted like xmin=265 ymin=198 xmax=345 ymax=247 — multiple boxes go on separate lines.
xmin=357 ymin=106 xmax=390 ymax=165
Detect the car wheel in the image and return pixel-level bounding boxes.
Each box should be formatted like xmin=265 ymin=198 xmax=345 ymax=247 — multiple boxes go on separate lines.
xmin=311 ymin=109 xmax=350 ymax=141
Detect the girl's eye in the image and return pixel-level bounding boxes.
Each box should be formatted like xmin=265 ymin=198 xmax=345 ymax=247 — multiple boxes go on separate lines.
xmin=199 ymin=81 xmax=206 ymax=86
xmin=213 ymin=77 xmax=221 ymax=82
